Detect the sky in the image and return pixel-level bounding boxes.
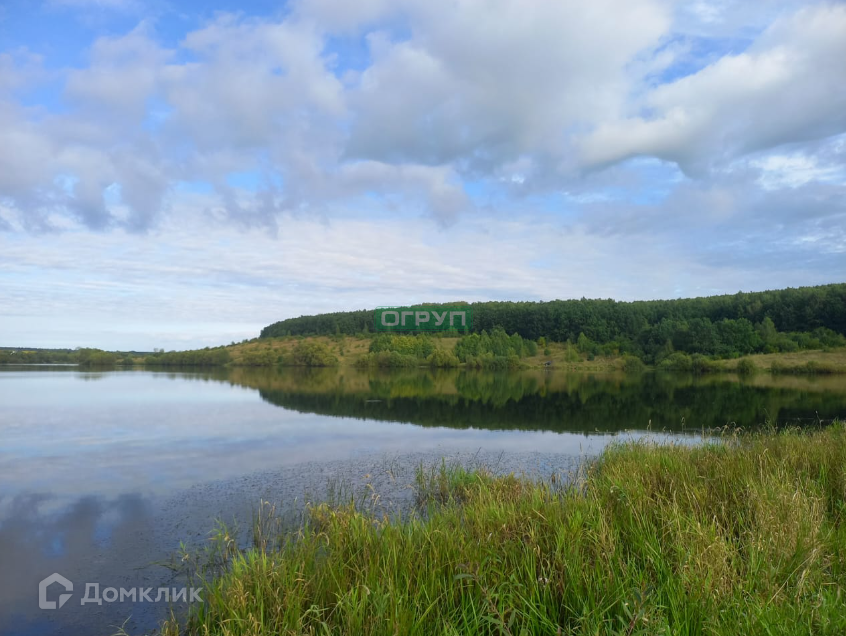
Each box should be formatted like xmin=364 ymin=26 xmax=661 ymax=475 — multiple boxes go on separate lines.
xmin=0 ymin=0 xmax=844 ymax=350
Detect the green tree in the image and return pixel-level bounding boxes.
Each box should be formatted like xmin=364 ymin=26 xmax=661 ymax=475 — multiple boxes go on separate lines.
xmin=289 ymin=342 xmax=338 ymax=367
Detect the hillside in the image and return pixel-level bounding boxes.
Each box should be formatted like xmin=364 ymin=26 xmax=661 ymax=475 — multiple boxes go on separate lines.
xmin=4 ymin=284 xmax=844 ymax=370
xmin=197 ymin=333 xmax=846 ymax=373
xmin=260 ymin=284 xmax=846 ymax=364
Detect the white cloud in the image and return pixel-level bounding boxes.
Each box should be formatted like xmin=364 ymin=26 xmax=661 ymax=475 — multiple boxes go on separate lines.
xmin=2 ymin=190 xmax=841 ymax=349
xmin=0 ymin=0 xmax=845 ymax=349
xmin=0 ymin=50 xmax=46 ymax=94
xmin=580 ymin=4 xmax=846 ymax=173
xmin=3 ymin=1 xmax=842 ymax=232
xmin=294 ymin=0 xmax=398 ymax=33
xmin=164 ymin=15 xmax=345 ymax=150
xmin=0 ymin=0 xmax=679 ymax=229
xmin=344 ymin=0 xmax=670 ymax=169
xmin=65 ymin=23 xmax=167 ymax=124
xmin=753 ymin=152 xmax=846 ymax=190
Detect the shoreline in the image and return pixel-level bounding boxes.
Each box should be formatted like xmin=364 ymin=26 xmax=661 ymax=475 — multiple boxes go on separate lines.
xmin=161 ymin=423 xmax=846 ymax=636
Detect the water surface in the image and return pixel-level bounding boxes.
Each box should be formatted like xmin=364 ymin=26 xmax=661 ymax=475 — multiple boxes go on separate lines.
xmin=2 ymin=366 xmax=844 ymax=635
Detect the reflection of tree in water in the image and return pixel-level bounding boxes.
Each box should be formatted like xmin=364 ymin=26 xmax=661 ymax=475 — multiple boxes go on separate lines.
xmin=78 ymin=372 xmax=107 ymax=381
xmin=199 ymin=367 xmax=846 ymax=433
xmin=453 ymin=372 xmax=539 ymax=407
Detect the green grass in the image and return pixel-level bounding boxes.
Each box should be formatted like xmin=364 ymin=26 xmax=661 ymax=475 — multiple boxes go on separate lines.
xmin=723 ymin=348 xmax=846 ymax=374
xmin=161 ymin=424 xmax=846 ymax=635
xmin=770 ymin=360 xmax=845 ymax=375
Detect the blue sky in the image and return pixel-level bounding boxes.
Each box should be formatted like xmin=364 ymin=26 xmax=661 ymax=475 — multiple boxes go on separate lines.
xmin=0 ymin=0 xmax=844 ymax=350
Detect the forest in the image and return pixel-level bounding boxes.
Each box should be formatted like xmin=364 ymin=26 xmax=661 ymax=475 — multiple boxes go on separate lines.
xmin=0 ymin=347 xmax=126 ymax=366
xmin=3 ymin=284 xmax=843 ymax=368
xmin=261 ymin=283 xmax=845 ymax=363
xmin=0 ymin=346 xmax=230 ymax=367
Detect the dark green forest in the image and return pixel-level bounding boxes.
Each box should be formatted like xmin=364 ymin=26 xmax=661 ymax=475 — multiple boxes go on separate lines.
xmin=261 ymin=283 xmax=846 ymax=363
xmin=0 ymin=347 xmax=127 ymax=366
xmin=0 ymin=346 xmax=230 ymax=367
xmin=4 ymin=284 xmax=843 ymax=367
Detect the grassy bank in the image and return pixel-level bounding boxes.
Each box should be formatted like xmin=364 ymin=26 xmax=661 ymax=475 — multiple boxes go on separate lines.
xmin=162 ymin=424 xmax=846 ymax=635
xmin=720 ymin=347 xmax=846 ymax=375
xmin=203 ymin=335 xmax=846 ymax=373
xmin=8 ymin=336 xmax=845 ymax=374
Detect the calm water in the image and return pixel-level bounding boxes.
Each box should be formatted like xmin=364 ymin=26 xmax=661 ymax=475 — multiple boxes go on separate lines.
xmin=2 ymin=366 xmax=845 ymax=636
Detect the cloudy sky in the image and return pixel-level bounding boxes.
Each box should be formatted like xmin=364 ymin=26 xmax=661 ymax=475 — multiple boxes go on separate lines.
xmin=1 ymin=0 xmax=844 ymax=350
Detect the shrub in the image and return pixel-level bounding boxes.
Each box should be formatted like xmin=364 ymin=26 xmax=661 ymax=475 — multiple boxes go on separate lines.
xmin=237 ymin=349 xmax=278 ymax=367
xmin=564 ymin=345 xmax=580 ymax=362
xmin=289 ymin=342 xmax=338 ymax=367
xmin=690 ymin=353 xmax=716 ymax=374
xmin=427 ymin=349 xmax=460 ymax=368
xmin=453 ymin=327 xmax=535 ymax=362
xmin=370 ymin=334 xmax=434 ymax=358
xmin=774 ymin=336 xmax=799 ymax=352
xmin=804 ymin=361 xmax=839 ymax=375
xmin=736 ymin=358 xmax=757 ymax=375
xmin=658 ymin=352 xmax=717 ymax=373
xmin=622 ymin=355 xmax=646 ymax=374
xmin=658 ymin=352 xmax=691 ymax=372
xmin=77 ymin=348 xmax=119 ymax=367
xmin=142 ymin=347 xmax=231 ymax=367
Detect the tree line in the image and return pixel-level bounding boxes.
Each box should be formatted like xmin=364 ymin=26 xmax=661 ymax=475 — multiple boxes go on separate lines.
xmin=0 ymin=348 xmax=125 ymax=366
xmin=260 ymin=284 xmax=846 ymax=362
xmin=0 ymin=347 xmax=230 ymax=367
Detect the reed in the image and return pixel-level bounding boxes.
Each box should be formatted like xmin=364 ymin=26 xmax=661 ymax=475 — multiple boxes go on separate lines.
xmin=161 ymin=423 xmax=846 ymax=635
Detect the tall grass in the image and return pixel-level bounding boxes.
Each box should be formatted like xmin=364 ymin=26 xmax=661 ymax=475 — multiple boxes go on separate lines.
xmin=162 ymin=423 xmax=846 ymax=635
xmin=770 ymin=360 xmax=844 ymax=374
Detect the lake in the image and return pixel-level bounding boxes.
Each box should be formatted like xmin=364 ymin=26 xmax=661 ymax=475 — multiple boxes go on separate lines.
xmin=2 ymin=366 xmax=845 ymax=636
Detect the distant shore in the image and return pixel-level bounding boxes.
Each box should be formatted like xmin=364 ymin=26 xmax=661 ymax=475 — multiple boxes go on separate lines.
xmin=3 ymin=336 xmax=846 ymax=374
